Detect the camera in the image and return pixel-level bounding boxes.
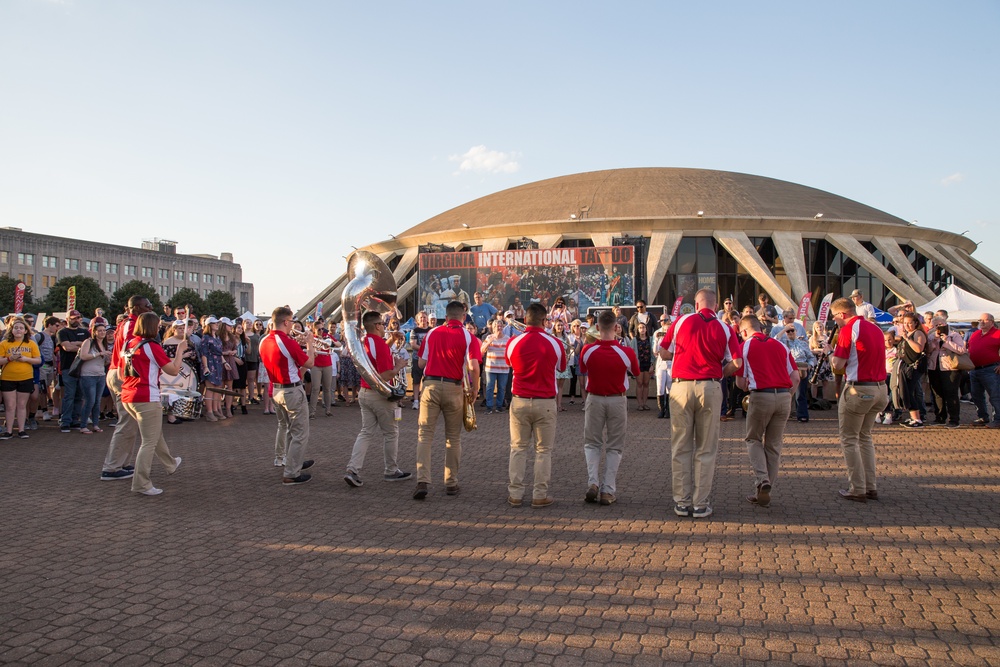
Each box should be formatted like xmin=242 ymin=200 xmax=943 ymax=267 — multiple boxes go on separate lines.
xmin=936 ymin=325 xmax=949 ymax=336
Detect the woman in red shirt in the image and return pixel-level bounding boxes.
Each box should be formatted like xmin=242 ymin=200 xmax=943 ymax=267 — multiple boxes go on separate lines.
xmin=122 ymin=312 xmax=189 ymax=496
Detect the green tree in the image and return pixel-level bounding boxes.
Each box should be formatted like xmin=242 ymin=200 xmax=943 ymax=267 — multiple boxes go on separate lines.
xmin=0 ymin=275 xmax=33 ymax=314
xmin=41 ymin=276 xmax=108 ymax=317
xmin=109 ymin=280 xmax=163 ymax=320
xmin=167 ymin=289 xmax=205 ymax=320
xmin=204 ymin=290 xmax=238 ymax=319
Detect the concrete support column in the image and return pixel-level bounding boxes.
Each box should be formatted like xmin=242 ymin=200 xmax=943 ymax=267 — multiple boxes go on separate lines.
xmin=770 ymin=231 xmax=810 ymax=307
xmin=825 ymin=233 xmax=923 ymax=304
xmin=870 ymin=238 xmax=936 ymax=302
xmin=644 ymin=231 xmax=683 ymax=305
xmin=917 ymin=241 xmax=1000 ymax=302
xmin=713 ymin=231 xmax=795 ymax=312
xmin=391 ymin=247 xmax=419 ymax=285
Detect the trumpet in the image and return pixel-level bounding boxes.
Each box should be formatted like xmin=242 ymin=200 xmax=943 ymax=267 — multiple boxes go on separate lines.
xmin=289 ymin=329 xmax=337 ymax=352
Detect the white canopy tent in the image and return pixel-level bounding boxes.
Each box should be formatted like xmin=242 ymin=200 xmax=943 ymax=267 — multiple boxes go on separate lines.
xmin=915 ymin=285 xmax=1000 ymax=322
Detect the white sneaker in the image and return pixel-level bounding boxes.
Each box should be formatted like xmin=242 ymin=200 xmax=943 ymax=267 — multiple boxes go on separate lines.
xmin=41 ymin=411 xmax=52 ymax=421
xmin=273 ymin=457 xmax=285 ymax=467
xmin=138 ymin=487 xmax=163 ymax=496
xmin=412 ymin=401 xmax=419 ymax=410
xmin=883 ymin=414 xmax=893 ymax=425
xmin=169 ymin=457 xmax=182 ymax=474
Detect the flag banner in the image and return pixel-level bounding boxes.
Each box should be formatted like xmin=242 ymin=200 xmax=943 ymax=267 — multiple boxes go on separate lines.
xmin=671 ymin=296 xmax=684 ymax=318
xmin=816 ymin=292 xmax=834 ymax=324
xmin=67 ymin=286 xmax=77 ymax=312
xmin=797 ymin=292 xmax=813 ymax=320
xmin=14 ymin=282 xmax=25 ymax=314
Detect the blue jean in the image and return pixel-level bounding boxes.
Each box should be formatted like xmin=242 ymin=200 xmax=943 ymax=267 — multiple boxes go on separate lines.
xmin=80 ymin=375 xmax=106 ymax=428
xmin=59 ymin=371 xmax=84 ymax=427
xmin=970 ymin=365 xmax=1000 ymax=424
xmin=486 ymin=372 xmax=508 ymax=409
xmin=796 ymin=378 xmax=809 ymax=419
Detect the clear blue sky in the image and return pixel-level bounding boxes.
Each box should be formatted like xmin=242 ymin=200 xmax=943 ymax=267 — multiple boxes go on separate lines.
xmin=2 ymin=0 xmax=997 ymax=313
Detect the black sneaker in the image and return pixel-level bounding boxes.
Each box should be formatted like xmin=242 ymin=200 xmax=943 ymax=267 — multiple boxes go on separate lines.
xmin=902 ymin=420 xmax=924 ymax=428
xmin=0 ymin=431 xmax=13 ymax=440
xmin=100 ymin=469 xmax=134 ymax=481
xmin=344 ymin=471 xmax=363 ymax=487
xmin=673 ymin=504 xmax=692 ymax=517
xmin=301 ymin=459 xmax=314 ymax=470
xmin=383 ymin=470 xmax=412 ymax=482
xmin=282 ymin=473 xmax=311 ymax=485
xmin=123 ymin=464 xmax=135 ymax=472
xmin=692 ymin=506 xmax=714 ymax=519
xmin=18 ymin=431 xmax=28 ymax=439
xmin=946 ymin=422 xmax=960 ymax=429
xmin=972 ymin=418 xmax=988 ymax=427
xmin=413 ymin=482 xmax=429 ymax=500
xmin=59 ymin=426 xmax=71 ymax=433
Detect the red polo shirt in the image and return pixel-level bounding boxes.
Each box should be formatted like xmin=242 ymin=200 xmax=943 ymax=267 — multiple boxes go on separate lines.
xmin=579 ymin=340 xmax=639 ymax=395
xmin=360 ymin=333 xmax=393 ymax=390
xmin=259 ymin=330 xmax=309 ymax=384
xmin=659 ymin=308 xmax=740 ymax=380
xmin=505 ymin=326 xmax=567 ymax=398
xmin=832 ymin=315 xmax=886 ymax=382
xmin=110 ymin=315 xmax=137 ymax=372
xmin=969 ymin=326 xmax=1000 ymax=368
xmin=737 ymin=333 xmax=794 ymax=390
xmin=419 ymin=320 xmax=482 ymax=380
xmin=121 ymin=339 xmax=170 ymax=403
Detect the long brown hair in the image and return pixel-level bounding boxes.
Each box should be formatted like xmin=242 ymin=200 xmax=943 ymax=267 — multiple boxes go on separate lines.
xmin=133 ymin=312 xmax=160 ymax=339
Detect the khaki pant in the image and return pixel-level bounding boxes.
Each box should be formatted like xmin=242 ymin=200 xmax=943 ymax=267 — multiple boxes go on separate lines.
xmin=583 ymin=394 xmax=627 ymax=494
xmin=416 ymin=380 xmax=464 ymax=486
xmin=669 ymin=379 xmax=722 ymax=507
xmin=122 ymin=401 xmax=178 ymax=492
xmin=838 ymin=383 xmax=886 ymax=494
xmin=274 ymin=385 xmax=310 ymax=478
xmin=102 ymin=368 xmax=138 ymax=473
xmin=309 ymin=364 xmax=333 ymax=414
xmin=744 ymin=391 xmax=791 ymax=490
xmin=508 ymin=396 xmax=557 ymax=500
xmin=347 ymin=387 xmax=400 ymax=475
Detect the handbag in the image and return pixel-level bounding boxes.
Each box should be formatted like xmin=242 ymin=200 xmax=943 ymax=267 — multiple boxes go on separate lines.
xmin=67 ymin=348 xmax=84 ymax=379
xmin=943 ymin=350 xmax=975 ymax=372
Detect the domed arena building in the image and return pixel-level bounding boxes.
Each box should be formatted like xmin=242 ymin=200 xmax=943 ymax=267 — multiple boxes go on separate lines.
xmin=300 ymin=168 xmax=1000 ymax=322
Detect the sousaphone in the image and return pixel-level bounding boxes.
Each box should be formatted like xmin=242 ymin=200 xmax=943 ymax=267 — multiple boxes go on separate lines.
xmin=342 ymin=251 xmax=407 ymax=400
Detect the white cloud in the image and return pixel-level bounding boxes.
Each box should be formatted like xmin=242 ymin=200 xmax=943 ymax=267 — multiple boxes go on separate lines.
xmin=940 ymin=172 xmax=964 ymax=186
xmin=449 ymin=145 xmax=520 ymax=175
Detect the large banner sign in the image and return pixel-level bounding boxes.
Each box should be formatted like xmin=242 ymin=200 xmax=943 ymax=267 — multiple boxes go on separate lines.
xmin=417 ymin=246 xmax=634 ymax=319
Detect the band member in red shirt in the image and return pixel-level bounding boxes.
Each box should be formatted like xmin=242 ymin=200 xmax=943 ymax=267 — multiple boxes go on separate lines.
xmin=414 ymin=301 xmax=481 ymax=500
xmin=259 ymin=306 xmax=316 ymax=486
xmin=969 ymin=312 xmax=1000 ymax=427
xmin=735 ymin=315 xmax=798 ymax=508
xmin=830 ymin=297 xmax=887 ymax=502
xmin=579 ymin=309 xmax=639 ymax=506
xmin=344 ymin=311 xmax=412 ymax=488
xmin=659 ymin=289 xmax=741 ymax=519
xmin=100 ymin=295 xmax=152 ymax=481
xmin=120 ymin=312 xmax=187 ymax=496
xmin=504 ymin=303 xmax=567 ymax=508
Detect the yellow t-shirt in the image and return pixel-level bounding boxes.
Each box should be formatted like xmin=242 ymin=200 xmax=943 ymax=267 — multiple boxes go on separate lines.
xmin=0 ymin=339 xmax=40 ymax=382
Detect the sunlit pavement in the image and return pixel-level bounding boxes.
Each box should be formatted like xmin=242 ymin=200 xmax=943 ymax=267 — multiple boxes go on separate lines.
xmin=2 ymin=401 xmax=998 ymax=666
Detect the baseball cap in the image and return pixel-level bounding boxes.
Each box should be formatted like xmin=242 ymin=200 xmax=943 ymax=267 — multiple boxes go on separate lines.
xmin=68 ymin=310 xmax=82 ymax=318
xmin=850 ymin=289 xmax=862 ymax=298
xmin=205 ymin=316 xmax=220 ymax=325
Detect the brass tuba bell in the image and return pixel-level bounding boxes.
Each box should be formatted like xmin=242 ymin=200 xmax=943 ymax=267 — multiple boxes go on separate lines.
xmin=342 ymin=251 xmax=406 ymax=400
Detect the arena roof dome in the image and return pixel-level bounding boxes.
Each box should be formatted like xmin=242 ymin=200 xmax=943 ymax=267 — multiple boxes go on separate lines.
xmin=299 ymin=167 xmax=1000 ymax=323
xmin=399 ymin=167 xmax=910 ymax=237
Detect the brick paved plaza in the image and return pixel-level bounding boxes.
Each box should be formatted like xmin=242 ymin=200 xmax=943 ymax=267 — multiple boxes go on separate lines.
xmin=2 ymin=402 xmax=999 ymax=666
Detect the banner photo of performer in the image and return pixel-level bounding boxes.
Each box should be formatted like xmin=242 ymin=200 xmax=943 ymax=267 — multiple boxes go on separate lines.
xmin=417 ymin=246 xmax=635 ymax=320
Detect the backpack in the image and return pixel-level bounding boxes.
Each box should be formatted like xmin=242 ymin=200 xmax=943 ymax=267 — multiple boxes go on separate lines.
xmin=122 ymin=341 xmax=151 ymax=378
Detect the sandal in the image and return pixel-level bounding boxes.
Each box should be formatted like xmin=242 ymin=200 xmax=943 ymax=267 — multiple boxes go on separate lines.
xmin=79 ymin=428 xmax=93 ymax=435
xmin=92 ymin=426 xmax=103 ymax=433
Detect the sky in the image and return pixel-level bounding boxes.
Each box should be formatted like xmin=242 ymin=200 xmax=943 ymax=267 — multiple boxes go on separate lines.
xmin=1 ymin=1 xmax=998 ymax=314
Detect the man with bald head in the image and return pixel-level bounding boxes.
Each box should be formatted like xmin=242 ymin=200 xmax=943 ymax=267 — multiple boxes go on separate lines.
xmin=658 ymin=289 xmax=741 ymax=519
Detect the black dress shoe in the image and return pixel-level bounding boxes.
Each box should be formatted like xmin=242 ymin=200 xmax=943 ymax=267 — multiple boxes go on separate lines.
xmin=838 ymin=489 xmax=867 ymax=503
xmin=445 ymin=485 xmax=460 ymax=496
xmin=301 ymin=460 xmax=314 ymax=470
xmin=413 ymin=482 xmax=428 ymax=500
xmin=865 ymin=490 xmax=879 ymax=500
